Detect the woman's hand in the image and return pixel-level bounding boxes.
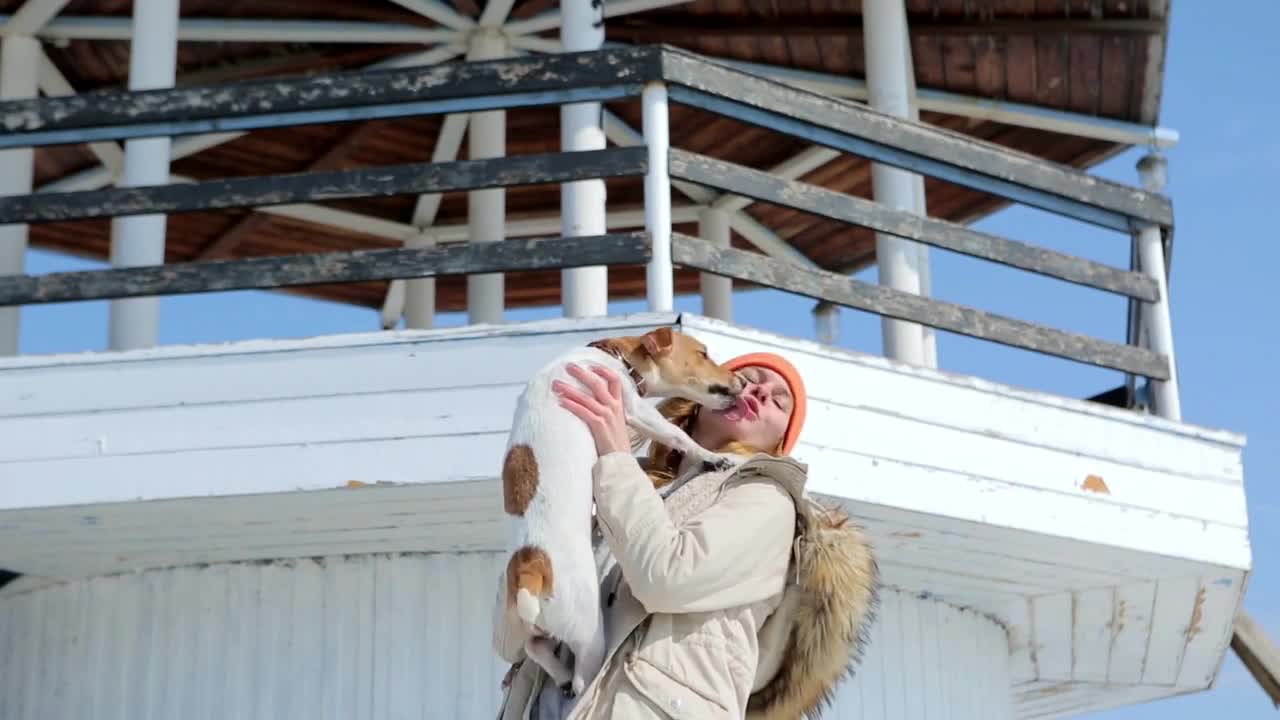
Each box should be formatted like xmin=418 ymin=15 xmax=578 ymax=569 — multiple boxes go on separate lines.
xmin=553 ymin=363 xmax=632 ymax=457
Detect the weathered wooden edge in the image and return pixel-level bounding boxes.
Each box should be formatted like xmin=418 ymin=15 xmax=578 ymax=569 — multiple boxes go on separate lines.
xmin=667 ymin=148 xmax=1160 ymax=302
xmin=659 ymin=47 xmax=1174 ymax=229
xmin=0 ymin=147 xmax=648 ymax=224
xmin=0 ymin=233 xmax=653 ymax=306
xmin=0 ymin=46 xmax=662 ymax=136
xmin=669 ymin=84 xmax=1134 ymax=234
xmin=1232 ymin=610 xmax=1280 ymax=708
xmin=669 ymin=233 xmax=1169 ymax=379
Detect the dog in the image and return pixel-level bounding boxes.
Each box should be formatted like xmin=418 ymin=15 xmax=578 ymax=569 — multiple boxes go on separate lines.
xmin=499 ymin=327 xmax=744 ymax=698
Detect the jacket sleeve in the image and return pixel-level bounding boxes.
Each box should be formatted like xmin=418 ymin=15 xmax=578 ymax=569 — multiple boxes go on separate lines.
xmin=591 ymin=451 xmax=795 ymax=615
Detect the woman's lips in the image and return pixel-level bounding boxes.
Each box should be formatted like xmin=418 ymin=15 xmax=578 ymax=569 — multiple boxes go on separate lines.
xmin=722 ymin=395 xmax=760 ymax=422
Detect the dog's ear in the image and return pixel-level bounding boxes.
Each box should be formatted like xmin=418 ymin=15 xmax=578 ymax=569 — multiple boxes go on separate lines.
xmin=642 ymin=327 xmax=674 ymax=357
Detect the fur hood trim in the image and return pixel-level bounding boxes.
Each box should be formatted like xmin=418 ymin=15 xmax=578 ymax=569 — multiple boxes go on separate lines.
xmin=746 ymin=493 xmax=880 ymax=720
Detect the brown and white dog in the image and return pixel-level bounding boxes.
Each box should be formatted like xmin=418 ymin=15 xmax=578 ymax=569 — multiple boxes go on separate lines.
xmin=499 ymin=327 xmax=743 ymax=697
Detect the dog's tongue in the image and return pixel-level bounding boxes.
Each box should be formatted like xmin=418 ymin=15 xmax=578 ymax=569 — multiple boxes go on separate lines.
xmin=722 ymin=399 xmax=749 ymax=421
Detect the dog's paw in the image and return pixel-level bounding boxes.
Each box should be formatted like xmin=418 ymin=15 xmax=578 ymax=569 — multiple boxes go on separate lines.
xmin=701 ymin=455 xmax=736 ymax=473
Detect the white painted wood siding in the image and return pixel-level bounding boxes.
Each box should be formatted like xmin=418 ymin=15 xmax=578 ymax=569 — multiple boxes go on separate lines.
xmin=0 ymin=311 xmax=1250 ymax=717
xmin=0 ymin=556 xmax=1010 ymax=720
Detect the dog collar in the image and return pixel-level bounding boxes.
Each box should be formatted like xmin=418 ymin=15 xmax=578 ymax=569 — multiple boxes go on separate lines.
xmin=587 ymin=340 xmax=648 ymax=396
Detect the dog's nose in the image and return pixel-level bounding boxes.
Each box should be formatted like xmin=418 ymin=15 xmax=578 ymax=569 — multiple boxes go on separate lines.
xmin=726 ymin=374 xmax=747 ymax=395
xmin=709 ymin=383 xmax=734 ymax=396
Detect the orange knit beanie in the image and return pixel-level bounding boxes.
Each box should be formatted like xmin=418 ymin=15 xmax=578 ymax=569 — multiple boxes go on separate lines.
xmin=722 ymin=352 xmax=807 ymax=455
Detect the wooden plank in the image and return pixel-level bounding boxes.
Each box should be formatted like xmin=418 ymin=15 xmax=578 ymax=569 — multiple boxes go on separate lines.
xmin=1068 ymin=34 xmax=1102 ymax=115
xmin=899 ymin=591 xmax=927 ymax=720
xmin=1107 ymin=580 xmax=1157 ymax=684
xmin=1005 ymin=34 xmax=1039 ymax=105
xmin=973 ymin=35 xmax=1007 ymax=98
xmin=0 ymin=382 xmax=526 ymax=465
xmin=1141 ymin=576 xmax=1200 ymax=684
xmin=792 ymin=398 xmax=1246 ymax=531
xmin=1071 ymin=587 xmax=1114 ymax=683
xmin=1232 ymin=609 xmax=1280 ymax=707
xmin=659 ymin=48 xmax=1173 ymax=230
xmin=682 ymin=316 xmax=1244 ymax=481
xmin=0 ymin=314 xmax=678 ymax=418
xmin=0 ymin=554 xmax=514 ymax=717
xmin=0 ymin=47 xmax=660 ymax=148
xmin=0 ymin=232 xmax=651 ymax=306
xmin=1005 ymin=597 xmax=1037 ymax=683
xmin=1099 ymin=36 xmax=1133 ymax=118
xmin=1177 ymin=573 xmax=1245 ymax=689
xmin=669 ymin=233 xmax=1170 ymax=378
xmin=668 ymin=149 xmax=1158 ymax=301
xmin=0 ymin=147 xmax=648 ymax=225
xmin=608 ymin=17 xmax=1166 ymax=40
xmin=1032 ymin=592 xmax=1074 ymax=681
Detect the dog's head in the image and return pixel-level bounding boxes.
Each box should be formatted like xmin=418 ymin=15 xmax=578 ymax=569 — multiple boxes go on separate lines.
xmin=631 ymin=328 xmax=743 ymax=409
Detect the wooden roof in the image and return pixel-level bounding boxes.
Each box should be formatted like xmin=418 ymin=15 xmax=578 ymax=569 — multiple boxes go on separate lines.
xmin=20 ymin=0 xmax=1171 ymax=314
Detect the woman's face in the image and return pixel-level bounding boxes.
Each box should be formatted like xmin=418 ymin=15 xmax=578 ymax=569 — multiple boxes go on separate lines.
xmin=692 ymin=365 xmax=794 ymax=453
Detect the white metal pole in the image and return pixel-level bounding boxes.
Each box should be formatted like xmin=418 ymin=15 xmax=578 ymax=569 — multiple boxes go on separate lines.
xmin=698 ymin=207 xmax=732 ymax=321
xmin=466 ymin=30 xmax=507 ymax=325
xmin=403 ymin=113 xmax=467 ymax=330
xmin=108 ymin=0 xmax=178 ymax=351
xmin=404 ymin=231 xmax=437 ymax=329
xmin=0 ymin=35 xmax=39 ymax=356
xmin=813 ymin=302 xmax=839 ymax=345
xmin=643 ymin=81 xmax=673 ymax=312
xmin=862 ymin=0 xmax=928 ymax=365
xmin=560 ymin=0 xmax=609 ymax=318
xmin=1135 ymin=153 xmax=1181 ymax=421
xmin=900 ymin=24 xmax=938 ymax=368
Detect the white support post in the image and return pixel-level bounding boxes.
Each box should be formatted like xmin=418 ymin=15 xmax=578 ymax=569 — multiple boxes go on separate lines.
xmin=466 ymin=30 xmax=507 ymax=325
xmin=403 ymin=112 xmax=468 ymax=330
xmin=1135 ymin=153 xmax=1181 ymax=421
xmin=404 ymin=232 xmax=437 ymax=329
xmin=0 ymin=35 xmax=39 ymax=356
xmin=899 ymin=23 xmax=938 ymax=368
xmin=698 ymin=208 xmax=732 ymax=321
xmin=559 ymin=0 xmax=608 ymax=318
xmin=862 ymin=0 xmax=929 ymax=366
xmin=642 ymin=81 xmax=673 ymax=312
xmin=108 ymin=0 xmax=178 ymax=351
xmin=813 ymin=302 xmax=839 ymax=345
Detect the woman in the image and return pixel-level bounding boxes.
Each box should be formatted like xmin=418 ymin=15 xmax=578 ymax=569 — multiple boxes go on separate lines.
xmin=494 ymin=351 xmax=878 ymax=720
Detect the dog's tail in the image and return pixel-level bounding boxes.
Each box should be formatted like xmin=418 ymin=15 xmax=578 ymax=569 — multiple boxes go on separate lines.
xmin=506 ymin=545 xmax=553 ymax=627
xmin=516 ymin=588 xmax=540 ymax=625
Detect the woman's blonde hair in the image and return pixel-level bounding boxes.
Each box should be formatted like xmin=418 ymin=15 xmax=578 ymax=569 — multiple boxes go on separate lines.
xmin=644 ymin=397 xmax=784 ymax=487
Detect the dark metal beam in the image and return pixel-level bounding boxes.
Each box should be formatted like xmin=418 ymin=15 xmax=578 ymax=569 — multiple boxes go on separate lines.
xmin=670 ymin=233 xmax=1169 ymax=379
xmin=668 ymin=149 xmax=1159 ymax=302
xmin=0 ymin=233 xmax=653 ymax=306
xmin=0 ymin=147 xmax=648 ymax=224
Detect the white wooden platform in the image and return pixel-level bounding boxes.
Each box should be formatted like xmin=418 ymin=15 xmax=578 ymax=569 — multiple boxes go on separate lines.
xmin=0 ymin=312 xmax=1251 ymax=718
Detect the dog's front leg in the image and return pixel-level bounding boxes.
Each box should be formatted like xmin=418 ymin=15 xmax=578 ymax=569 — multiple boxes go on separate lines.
xmin=622 ymin=393 xmax=734 ymax=471
xmin=525 ymin=636 xmax=575 ymax=694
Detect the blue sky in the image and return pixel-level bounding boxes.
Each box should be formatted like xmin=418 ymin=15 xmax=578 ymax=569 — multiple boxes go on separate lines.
xmin=14 ymin=2 xmax=1279 ymax=716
